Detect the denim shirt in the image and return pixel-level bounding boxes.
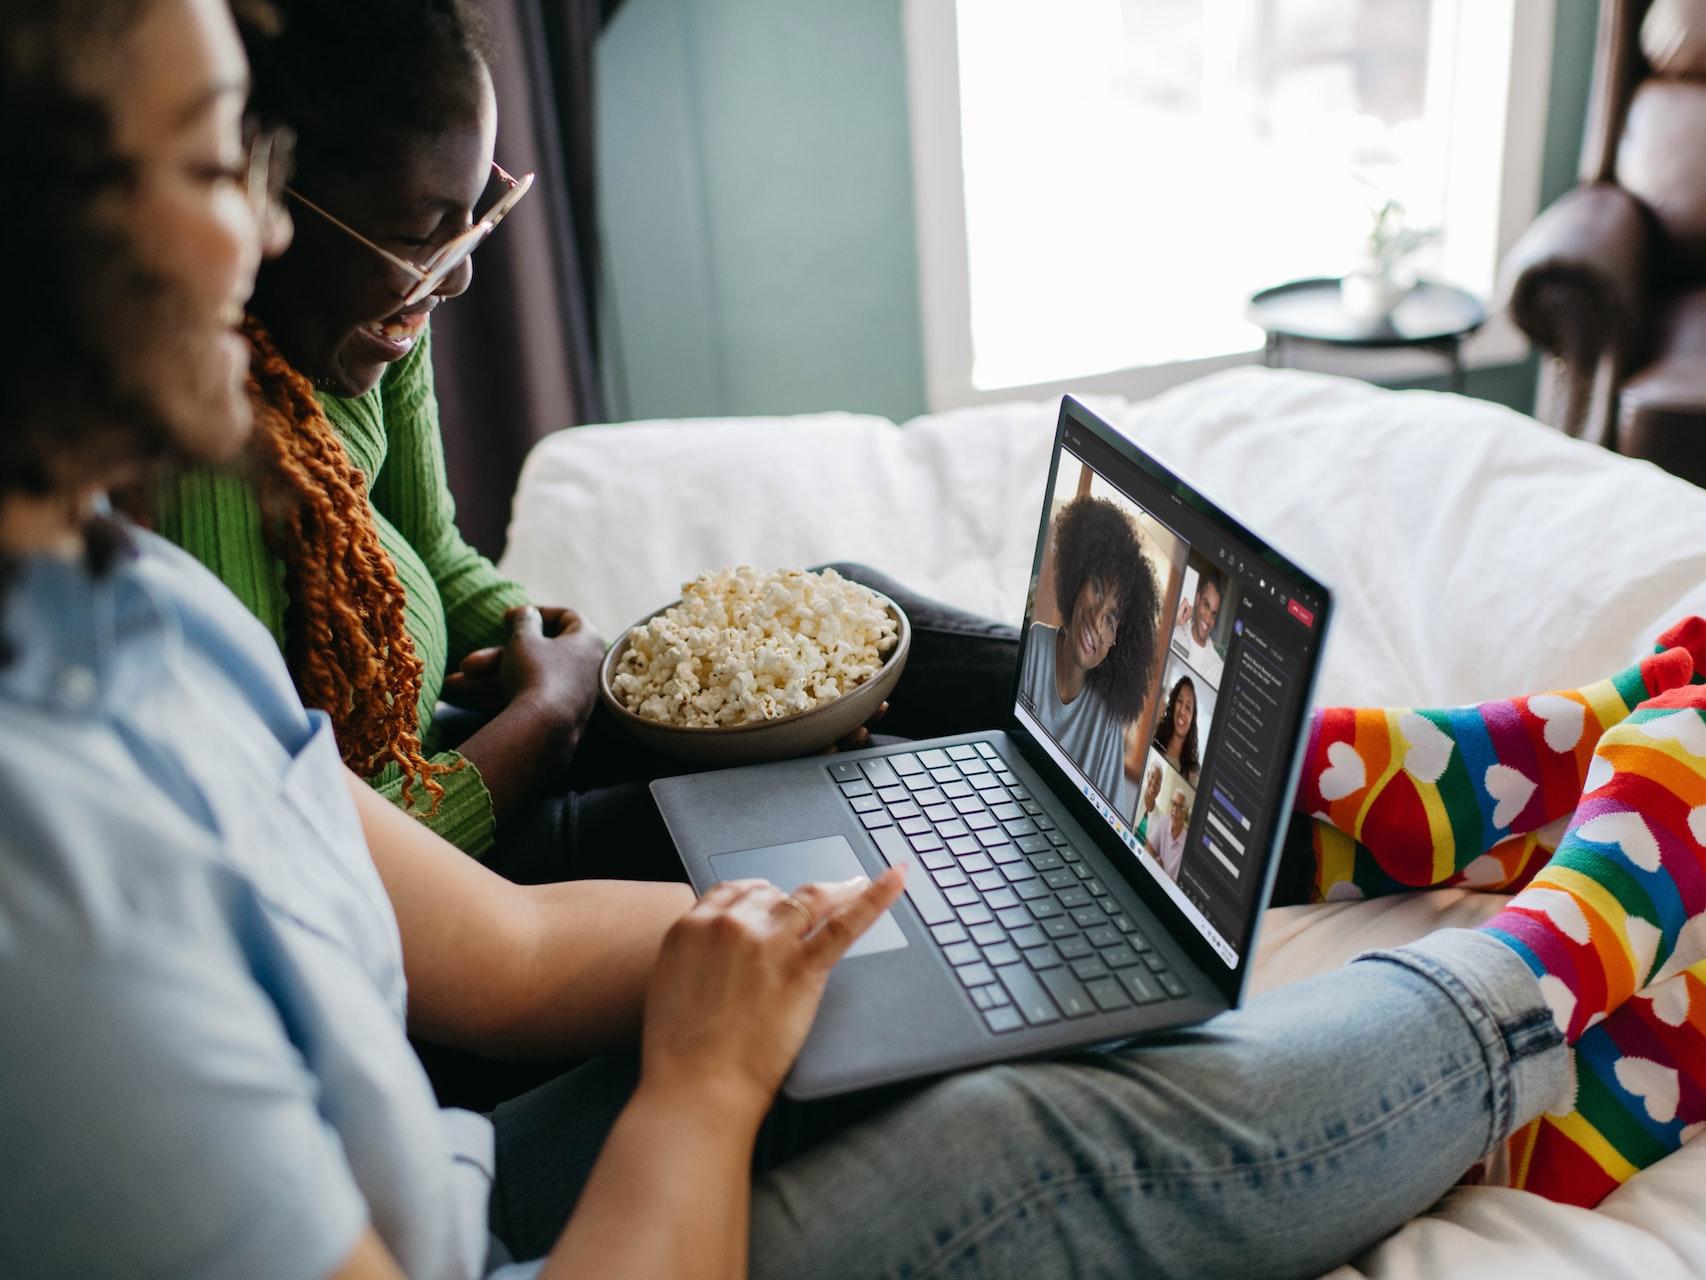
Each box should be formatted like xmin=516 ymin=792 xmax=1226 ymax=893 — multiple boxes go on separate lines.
xmin=0 ymin=530 xmax=512 ymax=1280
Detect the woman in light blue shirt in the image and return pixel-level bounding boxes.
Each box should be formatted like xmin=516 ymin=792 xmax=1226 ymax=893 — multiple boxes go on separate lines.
xmin=0 ymin=2 xmax=1602 ymax=1277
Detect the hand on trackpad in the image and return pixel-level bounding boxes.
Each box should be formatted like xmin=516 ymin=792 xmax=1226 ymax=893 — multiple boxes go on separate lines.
xmin=708 ymin=836 xmax=908 ymax=959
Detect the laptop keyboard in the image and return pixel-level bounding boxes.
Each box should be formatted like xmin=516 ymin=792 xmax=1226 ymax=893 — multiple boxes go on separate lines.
xmin=829 ymin=741 xmax=1187 ymax=1035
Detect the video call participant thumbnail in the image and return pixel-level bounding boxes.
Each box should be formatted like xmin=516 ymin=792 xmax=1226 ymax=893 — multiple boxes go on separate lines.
xmin=1172 ymin=560 xmax=1226 ymax=685
xmin=1018 ymin=496 xmax=1162 ymax=812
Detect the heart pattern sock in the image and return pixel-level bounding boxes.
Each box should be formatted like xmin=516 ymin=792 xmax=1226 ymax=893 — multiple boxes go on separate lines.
xmin=1486 ymin=958 xmax=1706 ymax=1207
xmin=1482 ymin=683 xmax=1706 ymax=1042
xmin=1286 ymin=643 xmax=1699 ymax=901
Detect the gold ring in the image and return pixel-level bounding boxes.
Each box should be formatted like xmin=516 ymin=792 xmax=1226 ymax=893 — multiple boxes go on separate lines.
xmin=778 ymin=894 xmax=816 ymax=933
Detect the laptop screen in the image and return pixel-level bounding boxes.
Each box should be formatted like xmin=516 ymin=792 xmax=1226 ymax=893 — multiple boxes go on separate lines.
xmin=1013 ymin=402 xmax=1326 ymax=970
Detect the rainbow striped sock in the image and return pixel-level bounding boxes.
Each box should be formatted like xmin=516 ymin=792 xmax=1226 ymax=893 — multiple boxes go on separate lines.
xmin=1289 ymin=646 xmax=1697 ymax=901
xmin=1482 ymin=684 xmax=1706 ymax=1042
xmin=1491 ymin=959 xmax=1706 ymax=1206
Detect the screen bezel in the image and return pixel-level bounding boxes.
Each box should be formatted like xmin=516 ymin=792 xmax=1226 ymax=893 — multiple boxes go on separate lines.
xmin=1005 ymin=395 xmax=1334 ymax=1006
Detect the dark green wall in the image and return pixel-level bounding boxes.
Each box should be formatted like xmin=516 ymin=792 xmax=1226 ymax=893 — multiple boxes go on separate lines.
xmin=597 ymin=2 xmax=1601 ymax=421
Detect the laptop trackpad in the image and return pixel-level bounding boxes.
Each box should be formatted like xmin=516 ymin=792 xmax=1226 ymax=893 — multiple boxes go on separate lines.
xmin=709 ymin=836 xmax=908 ymax=960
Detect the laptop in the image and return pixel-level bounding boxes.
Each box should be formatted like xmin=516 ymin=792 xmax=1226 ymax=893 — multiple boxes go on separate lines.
xmin=651 ymin=395 xmax=1332 ymax=1099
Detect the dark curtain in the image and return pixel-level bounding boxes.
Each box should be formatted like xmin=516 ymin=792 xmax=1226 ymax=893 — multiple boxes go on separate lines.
xmin=430 ymin=0 xmax=628 ymax=560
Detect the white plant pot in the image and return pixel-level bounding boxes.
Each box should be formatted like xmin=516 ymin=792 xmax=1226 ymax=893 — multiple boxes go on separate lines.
xmin=1340 ymin=270 xmax=1407 ymax=325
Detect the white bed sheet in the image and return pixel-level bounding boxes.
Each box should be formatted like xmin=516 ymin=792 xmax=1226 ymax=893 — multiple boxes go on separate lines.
xmin=500 ymin=368 xmax=1706 ymax=1277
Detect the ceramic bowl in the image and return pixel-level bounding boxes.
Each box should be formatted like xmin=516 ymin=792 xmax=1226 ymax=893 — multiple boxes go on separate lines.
xmin=598 ymin=593 xmax=910 ymax=766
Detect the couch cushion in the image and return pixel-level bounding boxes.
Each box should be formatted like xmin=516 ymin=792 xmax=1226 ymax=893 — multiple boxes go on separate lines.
xmin=1617 ymin=79 xmax=1706 ymax=278
xmin=1643 ymin=0 xmax=1706 ymax=77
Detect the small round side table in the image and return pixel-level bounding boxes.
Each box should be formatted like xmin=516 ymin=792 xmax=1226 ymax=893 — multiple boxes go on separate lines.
xmin=1246 ymin=276 xmax=1487 ymax=393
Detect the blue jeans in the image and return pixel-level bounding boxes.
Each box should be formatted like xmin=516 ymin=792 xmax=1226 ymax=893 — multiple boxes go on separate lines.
xmin=488 ymin=930 xmax=1567 ymax=1278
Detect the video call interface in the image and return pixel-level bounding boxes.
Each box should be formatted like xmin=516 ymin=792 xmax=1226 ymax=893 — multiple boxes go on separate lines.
xmin=1013 ymin=427 xmax=1321 ymax=968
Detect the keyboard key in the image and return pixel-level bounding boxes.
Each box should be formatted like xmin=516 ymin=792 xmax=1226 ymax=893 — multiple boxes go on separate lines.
xmin=1017 ymin=834 xmax=1051 ymax=855
xmin=1073 ymin=864 xmax=1095 ymax=880
xmin=1020 ymin=800 xmax=1044 ymax=816
xmin=924 ymin=804 xmax=956 ymax=823
xmin=1057 ymin=886 xmax=1091 ymax=909
xmin=939 ymin=820 xmax=970 ymax=839
xmin=840 ymin=778 xmax=873 ymax=797
xmin=959 ymin=757 xmax=990 ymax=775
xmin=877 ymin=786 xmax=907 ymax=804
xmin=1118 ymin=968 xmax=1163 ymax=1004
xmin=985 ymin=888 xmax=1019 ymax=911
xmin=1006 ymin=783 xmax=1028 ymax=798
xmin=869 ymin=826 xmax=952 ymax=924
xmin=952 ymin=795 xmax=984 ymax=815
xmin=991 ymin=802 xmax=1024 ymax=822
xmin=1069 ymin=956 xmax=1110 ymax=982
xmin=1027 ymin=896 xmax=1064 ymax=919
xmin=996 ymin=963 xmax=1061 ymax=1025
xmin=945 ymin=885 xmax=978 ymax=907
xmin=1056 ymin=935 xmax=1093 ymax=961
xmin=983 ymin=980 xmax=1010 ymax=1006
xmin=931 ymin=866 xmax=968 ymax=889
xmin=1013 ymin=878 xmax=1049 ymax=900
xmin=970 ymin=984 xmax=996 ymax=1011
xmin=1144 ymin=952 xmax=1169 ymax=972
xmin=947 ymin=744 xmax=977 ymax=760
xmin=861 ymin=758 xmax=900 ymax=788
xmin=1070 ymin=906 xmax=1105 ymax=928
xmin=1086 ymin=925 xmax=1121 ymax=949
xmin=1099 ymin=944 xmax=1141 ymax=968
xmin=971 ymin=870 xmax=1004 ymax=892
xmin=920 ymin=850 xmax=954 ymax=871
xmin=898 ymin=817 xmax=930 ymax=837
xmin=1000 ymin=858 xmax=1036 ymax=883
xmin=908 ymin=831 xmax=945 ymax=854
xmin=1003 ymin=818 xmax=1039 ymax=838
xmin=958 ymin=903 xmax=994 ymax=926
xmin=944 ymin=941 xmax=980 ymax=967
xmin=975 ymin=741 xmax=999 ymax=759
xmin=1023 ymin=943 xmax=1061 ymax=969
xmin=1107 ymin=912 xmax=1139 ymax=934
xmin=915 ymin=788 xmax=946 ymax=807
xmin=983 ymin=941 xmax=1021 ymax=968
xmin=997 ymin=771 xmax=1019 ymax=786
xmin=931 ymin=921 xmax=968 ymax=946
xmin=903 ymin=773 xmax=934 ymax=793
xmin=1029 ymin=850 xmax=1063 ymax=871
xmin=1049 ymin=832 xmax=1072 ymax=849
xmin=1009 ymin=924 xmax=1046 ymax=949
xmin=988 ymin=843 xmax=1023 ymax=865
xmin=890 ymin=752 xmax=924 ymax=776
xmin=1087 ymin=977 xmax=1132 ymax=1012
xmin=1034 ymin=814 xmax=1056 ymax=831
xmin=860 ymin=809 xmax=895 ymax=830
xmin=919 ymin=748 xmax=951 ymax=769
xmin=984 ymin=1005 xmax=1025 ymax=1033
xmin=957 ymin=962 xmax=995 ymax=988
xmin=1039 ymin=966 xmax=1095 ymax=1018
xmin=1087 ymin=881 xmax=1109 ymax=898
xmin=1043 ymin=868 xmax=1075 ymax=890
xmin=975 ymin=827 xmax=1009 ymax=848
xmin=1159 ymin=973 xmax=1187 ymax=999
xmin=1041 ymin=916 xmax=1076 ymax=939
xmin=943 ymin=780 xmax=974 ymax=799
xmin=851 ymin=794 xmax=883 ymax=814
xmin=931 ymin=766 xmax=960 ymax=784
xmin=970 ymin=921 xmax=1006 ymax=947
xmin=995 ymin=905 xmax=1030 ymax=929
xmin=959 ymin=852 xmax=994 ymax=874
xmin=970 ymin=774 xmax=1004 ymax=792
xmin=830 ymin=762 xmax=863 ymax=783
xmin=946 ymin=834 xmax=978 ymax=855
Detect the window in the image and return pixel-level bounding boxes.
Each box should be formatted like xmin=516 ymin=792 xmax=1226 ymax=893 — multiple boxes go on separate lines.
xmin=905 ymin=0 xmax=1552 ymax=408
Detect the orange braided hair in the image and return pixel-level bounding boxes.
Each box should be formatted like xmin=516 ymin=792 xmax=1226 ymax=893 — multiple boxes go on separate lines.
xmin=243 ymin=314 xmax=452 ymax=814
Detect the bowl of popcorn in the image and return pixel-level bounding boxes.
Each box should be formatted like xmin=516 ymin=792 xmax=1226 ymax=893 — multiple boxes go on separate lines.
xmin=600 ymin=566 xmax=910 ymax=765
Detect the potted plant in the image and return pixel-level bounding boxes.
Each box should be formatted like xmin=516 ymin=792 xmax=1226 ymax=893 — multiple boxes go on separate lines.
xmin=1341 ymin=198 xmax=1437 ymax=324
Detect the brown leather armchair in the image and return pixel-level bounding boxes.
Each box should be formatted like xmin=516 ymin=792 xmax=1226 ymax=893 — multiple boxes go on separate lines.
xmin=1502 ymin=0 xmax=1706 ymax=485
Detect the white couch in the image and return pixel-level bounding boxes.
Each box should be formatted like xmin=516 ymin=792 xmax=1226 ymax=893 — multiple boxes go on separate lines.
xmin=500 ymin=368 xmax=1706 ymax=1278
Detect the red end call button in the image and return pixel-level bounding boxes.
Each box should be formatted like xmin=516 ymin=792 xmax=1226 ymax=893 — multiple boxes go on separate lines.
xmin=1286 ymin=598 xmax=1315 ymax=628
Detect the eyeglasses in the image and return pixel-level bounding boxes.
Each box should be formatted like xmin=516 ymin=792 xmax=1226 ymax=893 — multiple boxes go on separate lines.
xmin=243 ymin=119 xmax=295 ymax=241
xmin=285 ymin=164 xmax=534 ymax=307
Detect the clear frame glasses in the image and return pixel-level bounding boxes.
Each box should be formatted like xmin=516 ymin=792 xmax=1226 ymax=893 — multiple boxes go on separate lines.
xmin=286 ymin=164 xmax=535 ymax=307
xmin=243 ymin=120 xmax=295 ymax=241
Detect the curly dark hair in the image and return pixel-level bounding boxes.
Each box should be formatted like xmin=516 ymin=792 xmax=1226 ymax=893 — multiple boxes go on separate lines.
xmin=242 ymin=0 xmax=494 ymax=183
xmin=1152 ymin=674 xmax=1201 ymax=779
xmin=1049 ymin=496 xmax=1162 ymax=721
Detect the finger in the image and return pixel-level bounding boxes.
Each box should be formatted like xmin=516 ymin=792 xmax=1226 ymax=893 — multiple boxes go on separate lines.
xmin=866 ymin=701 xmax=890 ymax=728
xmin=786 ymin=875 xmax=876 ymax=926
xmin=459 ymin=646 xmax=502 ymax=674
xmin=802 ymin=867 xmax=906 ymax=968
xmin=769 ymin=892 xmax=820 ymax=936
xmin=693 ymin=878 xmax=770 ymax=914
xmin=507 ymin=605 xmax=544 ymax=637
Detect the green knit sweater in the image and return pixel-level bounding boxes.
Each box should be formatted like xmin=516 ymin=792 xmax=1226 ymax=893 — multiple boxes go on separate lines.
xmin=154 ymin=327 xmax=531 ymax=858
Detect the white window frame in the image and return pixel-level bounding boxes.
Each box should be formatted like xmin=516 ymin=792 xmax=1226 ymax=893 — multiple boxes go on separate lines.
xmin=904 ymin=0 xmax=1555 ymax=412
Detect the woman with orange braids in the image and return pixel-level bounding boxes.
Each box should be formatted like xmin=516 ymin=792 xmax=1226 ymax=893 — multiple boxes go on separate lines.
xmin=153 ymin=0 xmax=615 ymax=869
